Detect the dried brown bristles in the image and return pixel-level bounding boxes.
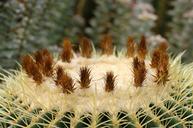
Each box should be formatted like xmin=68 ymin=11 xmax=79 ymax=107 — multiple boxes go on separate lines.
xmin=55 ymin=66 xmax=64 ymax=85
xmin=151 ymin=42 xmax=169 ymax=84
xmin=21 ymin=55 xmax=43 ymax=84
xmin=30 ymin=63 xmax=43 ymax=85
xmin=21 ymin=49 xmax=53 ymax=84
xmin=151 ymin=48 xmax=160 ymax=68
xmin=100 ymin=35 xmax=113 ymax=55
xmin=155 ymin=51 xmax=169 ymax=85
xmin=34 ymin=49 xmax=53 ymax=77
xmin=137 ymin=35 xmax=147 ymax=60
xmin=79 ymin=37 xmax=93 ymax=58
xmin=151 ymin=42 xmax=168 ymax=68
xmin=133 ymin=57 xmax=146 ymax=87
xmin=104 ymin=72 xmax=116 ymax=92
xmin=34 ymin=50 xmax=44 ymax=67
xmin=61 ymin=38 xmax=73 ymax=63
xmin=126 ymin=36 xmax=135 ymax=58
xmin=42 ymin=49 xmax=53 ymax=77
xmin=21 ymin=55 xmax=34 ymax=76
xmin=78 ymin=67 xmax=92 ymax=89
xmin=57 ymin=72 xmax=75 ymax=94
xmin=158 ymin=42 xmax=168 ymax=51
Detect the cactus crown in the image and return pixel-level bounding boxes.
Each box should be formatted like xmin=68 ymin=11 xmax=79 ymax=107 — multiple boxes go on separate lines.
xmin=1 ymin=36 xmax=193 ymax=127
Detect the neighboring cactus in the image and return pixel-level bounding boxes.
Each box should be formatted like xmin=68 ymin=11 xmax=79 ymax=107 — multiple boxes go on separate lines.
xmin=86 ymin=0 xmax=157 ymax=48
xmin=168 ymin=0 xmax=193 ymax=62
xmin=0 ymin=0 xmax=78 ymax=69
xmin=1 ymin=36 xmax=193 ymax=128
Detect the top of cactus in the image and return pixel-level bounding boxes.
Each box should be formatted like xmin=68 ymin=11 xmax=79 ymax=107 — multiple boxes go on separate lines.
xmin=1 ymin=35 xmax=192 ymax=116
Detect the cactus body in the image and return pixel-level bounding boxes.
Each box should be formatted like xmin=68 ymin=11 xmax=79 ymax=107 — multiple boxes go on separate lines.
xmin=0 ymin=36 xmax=193 ymax=128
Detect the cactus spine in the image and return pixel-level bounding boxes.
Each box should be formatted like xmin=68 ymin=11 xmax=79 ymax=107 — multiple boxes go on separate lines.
xmin=0 ymin=36 xmax=193 ymax=128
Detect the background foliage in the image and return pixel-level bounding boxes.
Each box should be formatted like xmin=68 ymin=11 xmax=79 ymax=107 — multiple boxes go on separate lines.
xmin=167 ymin=0 xmax=193 ymax=62
xmin=0 ymin=0 xmax=193 ymax=69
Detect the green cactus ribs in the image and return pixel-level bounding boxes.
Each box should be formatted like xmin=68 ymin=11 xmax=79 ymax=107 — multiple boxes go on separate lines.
xmin=1 ymin=35 xmax=193 ymax=127
xmin=1 ymin=90 xmax=193 ymax=128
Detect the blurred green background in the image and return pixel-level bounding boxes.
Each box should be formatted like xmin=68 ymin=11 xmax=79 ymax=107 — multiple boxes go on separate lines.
xmin=0 ymin=0 xmax=193 ymax=69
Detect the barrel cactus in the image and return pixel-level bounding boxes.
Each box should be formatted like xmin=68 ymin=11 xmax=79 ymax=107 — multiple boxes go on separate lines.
xmin=0 ymin=35 xmax=193 ymax=128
